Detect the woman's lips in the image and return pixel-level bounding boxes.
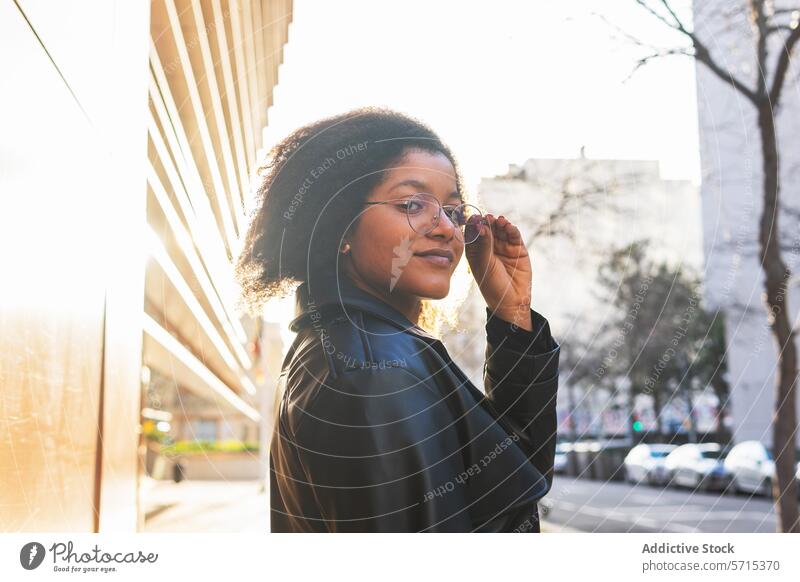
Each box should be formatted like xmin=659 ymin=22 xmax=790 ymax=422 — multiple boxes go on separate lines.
xmin=414 ymin=254 xmax=452 ymax=267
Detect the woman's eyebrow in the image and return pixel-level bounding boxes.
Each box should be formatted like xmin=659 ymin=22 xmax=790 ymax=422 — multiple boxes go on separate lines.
xmin=388 ymin=178 xmax=428 ymax=193
xmin=388 ymin=178 xmax=460 ymax=199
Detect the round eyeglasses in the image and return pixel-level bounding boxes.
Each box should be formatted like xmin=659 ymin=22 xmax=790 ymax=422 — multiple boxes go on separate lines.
xmin=364 ymin=192 xmax=488 ymax=244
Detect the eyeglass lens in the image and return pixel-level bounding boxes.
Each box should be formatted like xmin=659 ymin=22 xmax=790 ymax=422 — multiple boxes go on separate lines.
xmin=407 ymin=192 xmax=484 ymax=244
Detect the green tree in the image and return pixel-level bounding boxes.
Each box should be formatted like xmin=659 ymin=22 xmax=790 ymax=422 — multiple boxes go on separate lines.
xmin=594 ymin=240 xmax=729 ymax=443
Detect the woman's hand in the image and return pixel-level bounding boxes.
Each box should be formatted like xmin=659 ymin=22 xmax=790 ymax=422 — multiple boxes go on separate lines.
xmin=464 ymin=213 xmax=533 ymax=331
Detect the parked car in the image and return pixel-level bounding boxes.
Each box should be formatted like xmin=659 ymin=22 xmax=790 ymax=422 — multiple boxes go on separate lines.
xmin=623 ymin=444 xmax=677 ymax=485
xmin=553 ymin=442 xmax=569 ymax=474
xmin=724 ymin=440 xmax=800 ymax=498
xmin=664 ymin=443 xmax=732 ymax=491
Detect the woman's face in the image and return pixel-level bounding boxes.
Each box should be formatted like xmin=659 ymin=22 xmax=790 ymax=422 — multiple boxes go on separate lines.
xmin=343 ymin=148 xmax=464 ymax=311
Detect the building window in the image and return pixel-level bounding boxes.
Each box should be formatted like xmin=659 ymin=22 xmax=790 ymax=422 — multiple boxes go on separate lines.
xmin=190 ymin=419 xmax=217 ymax=441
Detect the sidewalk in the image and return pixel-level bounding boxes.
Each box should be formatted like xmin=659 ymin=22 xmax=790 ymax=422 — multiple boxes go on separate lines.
xmin=540 ymin=520 xmax=583 ymax=533
xmin=141 ymin=477 xmax=268 ymax=532
xmin=141 ymin=477 xmax=583 ymax=533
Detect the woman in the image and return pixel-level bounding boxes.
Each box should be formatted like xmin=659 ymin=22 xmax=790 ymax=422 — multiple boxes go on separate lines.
xmin=235 ymin=106 xmax=560 ymax=532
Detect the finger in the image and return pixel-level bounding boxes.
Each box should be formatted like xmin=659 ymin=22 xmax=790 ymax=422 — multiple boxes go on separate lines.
xmin=470 ymin=214 xmax=492 ymax=246
xmin=500 ymin=216 xmax=522 ymax=244
xmin=464 ymin=215 xmax=485 ymax=241
xmin=481 ymin=214 xmax=495 ymax=241
xmin=507 ymin=223 xmax=522 ymax=244
xmin=485 ymin=214 xmax=496 ymax=239
xmin=495 ymin=215 xmax=509 ymax=242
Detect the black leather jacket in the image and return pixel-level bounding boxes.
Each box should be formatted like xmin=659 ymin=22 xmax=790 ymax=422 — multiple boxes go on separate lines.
xmin=269 ymin=275 xmax=560 ymax=532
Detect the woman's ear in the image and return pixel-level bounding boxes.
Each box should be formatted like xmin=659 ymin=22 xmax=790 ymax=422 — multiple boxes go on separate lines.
xmin=340 ymin=225 xmax=355 ymax=255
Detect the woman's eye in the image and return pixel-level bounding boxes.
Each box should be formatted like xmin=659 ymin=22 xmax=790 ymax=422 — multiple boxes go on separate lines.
xmin=444 ymin=207 xmax=463 ymax=223
xmin=402 ymin=201 xmax=425 ymax=214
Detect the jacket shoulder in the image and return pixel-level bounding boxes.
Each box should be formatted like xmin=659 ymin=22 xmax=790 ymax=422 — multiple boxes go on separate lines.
xmin=304 ymin=308 xmax=431 ymax=377
xmin=281 ymin=310 xmax=439 ymax=439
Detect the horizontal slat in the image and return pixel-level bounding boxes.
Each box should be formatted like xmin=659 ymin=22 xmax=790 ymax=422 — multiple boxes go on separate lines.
xmin=143 ymin=313 xmax=260 ymax=422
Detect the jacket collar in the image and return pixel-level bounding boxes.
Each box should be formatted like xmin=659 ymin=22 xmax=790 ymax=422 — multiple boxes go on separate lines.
xmin=289 ymin=275 xmax=439 ymax=341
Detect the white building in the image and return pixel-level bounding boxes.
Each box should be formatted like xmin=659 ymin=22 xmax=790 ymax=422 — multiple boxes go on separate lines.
xmin=692 ymin=0 xmax=800 ymax=447
xmin=443 ymin=156 xmax=703 ymax=438
xmin=474 ymin=157 xmax=702 ymax=341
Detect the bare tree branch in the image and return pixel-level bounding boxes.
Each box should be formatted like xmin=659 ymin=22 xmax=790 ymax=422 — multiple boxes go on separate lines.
xmin=768 ymin=24 xmax=794 ymax=33
xmin=626 ymin=48 xmax=693 ymax=82
xmin=752 ymin=0 xmax=770 ymax=98
xmin=657 ymin=0 xmax=691 ymax=33
xmin=631 ymin=0 xmax=760 ymax=102
xmin=770 ymin=24 xmax=800 ymax=103
xmin=693 ymin=44 xmax=760 ymax=102
xmin=634 ymin=0 xmax=683 ymax=31
xmin=593 ymin=11 xmax=655 ymax=50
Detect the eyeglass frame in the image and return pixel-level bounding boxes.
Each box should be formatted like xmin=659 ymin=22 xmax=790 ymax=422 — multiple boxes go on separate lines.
xmin=363 ymin=192 xmax=489 ymax=243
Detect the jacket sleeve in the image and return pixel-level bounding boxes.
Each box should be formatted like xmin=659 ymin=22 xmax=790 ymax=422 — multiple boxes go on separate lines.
xmin=289 ymin=366 xmax=474 ymax=532
xmin=483 ymin=306 xmax=560 ymax=494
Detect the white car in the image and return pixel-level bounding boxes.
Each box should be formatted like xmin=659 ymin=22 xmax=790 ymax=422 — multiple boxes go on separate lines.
xmin=623 ymin=443 xmax=676 ymax=485
xmin=724 ymin=440 xmax=800 ymax=498
xmin=664 ymin=443 xmax=732 ymax=491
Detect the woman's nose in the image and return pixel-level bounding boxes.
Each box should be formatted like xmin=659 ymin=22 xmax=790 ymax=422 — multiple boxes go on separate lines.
xmin=428 ymin=208 xmax=457 ymax=240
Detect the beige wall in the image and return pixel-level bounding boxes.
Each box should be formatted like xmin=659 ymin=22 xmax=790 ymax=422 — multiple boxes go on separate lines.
xmin=0 ymin=0 xmax=151 ymax=532
xmin=1 ymin=0 xmax=292 ymax=532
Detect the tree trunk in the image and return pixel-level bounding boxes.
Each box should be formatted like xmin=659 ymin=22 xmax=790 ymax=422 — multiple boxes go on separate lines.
xmin=684 ymin=387 xmax=698 ymax=444
xmin=710 ymin=372 xmax=732 ymax=444
xmin=628 ymin=381 xmax=639 ymax=444
xmin=651 ymin=388 xmax=665 ymax=442
xmin=757 ymin=105 xmax=799 ymax=533
xmin=711 ymin=314 xmax=732 ymax=444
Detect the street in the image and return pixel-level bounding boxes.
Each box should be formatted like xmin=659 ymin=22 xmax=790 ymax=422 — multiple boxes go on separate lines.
xmin=540 ymin=475 xmax=783 ymax=533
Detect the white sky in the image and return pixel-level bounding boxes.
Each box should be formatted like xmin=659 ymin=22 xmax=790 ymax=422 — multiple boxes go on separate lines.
xmin=258 ymin=0 xmax=701 ymax=332
xmin=262 ymin=0 xmax=701 ymax=195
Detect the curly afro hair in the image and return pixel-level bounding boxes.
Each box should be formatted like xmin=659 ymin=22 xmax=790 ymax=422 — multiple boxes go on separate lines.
xmin=234 ymin=106 xmax=468 ymax=324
